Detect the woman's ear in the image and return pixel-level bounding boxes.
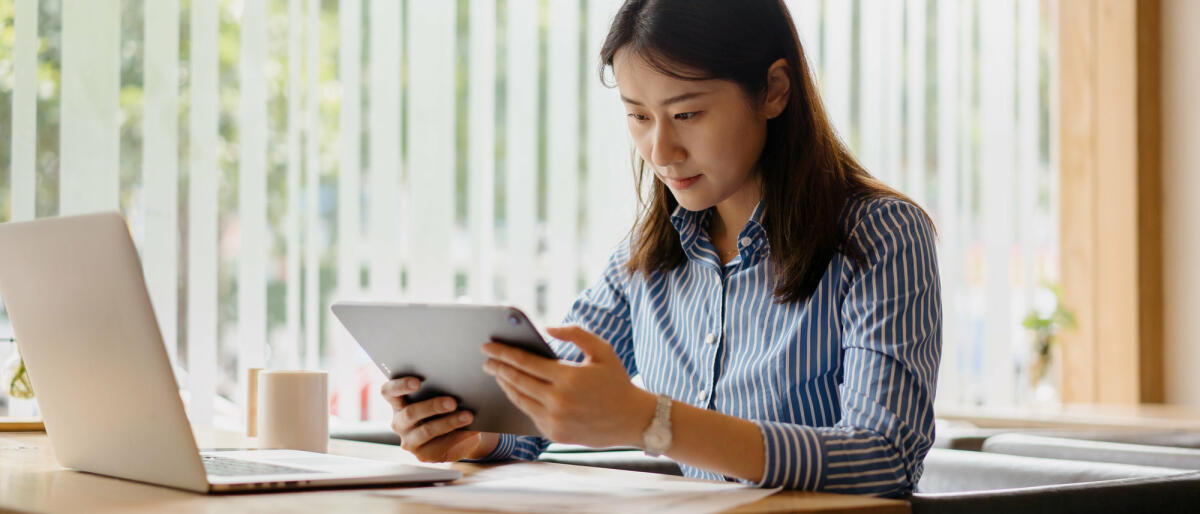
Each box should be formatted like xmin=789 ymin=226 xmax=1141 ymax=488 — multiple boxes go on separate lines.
xmin=762 ymin=58 xmax=790 ymax=120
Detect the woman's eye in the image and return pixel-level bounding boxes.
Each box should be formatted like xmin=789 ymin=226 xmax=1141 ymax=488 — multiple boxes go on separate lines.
xmin=675 ymin=111 xmax=700 ymax=121
xmin=627 ymin=113 xmax=649 ymax=122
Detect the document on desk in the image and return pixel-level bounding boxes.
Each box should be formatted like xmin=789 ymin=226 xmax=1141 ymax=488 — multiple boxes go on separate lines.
xmin=376 ymin=463 xmax=781 ymax=513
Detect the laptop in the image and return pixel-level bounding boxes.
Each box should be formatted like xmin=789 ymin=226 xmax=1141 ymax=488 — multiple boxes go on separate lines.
xmin=0 ymin=212 xmax=461 ymax=493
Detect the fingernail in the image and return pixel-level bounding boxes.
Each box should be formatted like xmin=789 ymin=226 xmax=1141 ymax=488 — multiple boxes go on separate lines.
xmin=442 ymin=398 xmax=455 ymax=410
xmin=459 ymin=412 xmax=472 ymax=423
xmin=406 ymin=378 xmax=418 ymax=389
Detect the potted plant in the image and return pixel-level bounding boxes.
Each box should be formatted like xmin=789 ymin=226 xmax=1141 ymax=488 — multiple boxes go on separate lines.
xmin=1022 ymin=283 xmax=1076 ymax=404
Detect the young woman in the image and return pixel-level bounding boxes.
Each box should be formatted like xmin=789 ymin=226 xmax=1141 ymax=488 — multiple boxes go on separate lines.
xmin=382 ymin=0 xmax=940 ymax=497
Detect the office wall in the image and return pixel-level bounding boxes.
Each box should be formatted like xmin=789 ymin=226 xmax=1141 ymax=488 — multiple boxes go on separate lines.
xmin=1162 ymin=0 xmax=1200 ymax=406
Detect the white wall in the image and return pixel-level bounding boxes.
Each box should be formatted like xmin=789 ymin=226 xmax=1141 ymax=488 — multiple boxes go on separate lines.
xmin=1162 ymin=0 xmax=1200 ymax=406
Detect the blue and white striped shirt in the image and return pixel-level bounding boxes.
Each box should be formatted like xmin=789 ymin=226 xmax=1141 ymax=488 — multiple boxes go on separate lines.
xmin=482 ymin=194 xmax=941 ymax=496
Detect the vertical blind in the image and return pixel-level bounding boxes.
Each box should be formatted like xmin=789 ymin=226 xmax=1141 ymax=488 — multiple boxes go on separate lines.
xmin=0 ymin=0 xmax=1057 ymax=423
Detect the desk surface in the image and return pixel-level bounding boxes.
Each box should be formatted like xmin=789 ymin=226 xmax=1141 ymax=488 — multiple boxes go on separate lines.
xmin=0 ymin=430 xmax=908 ymax=514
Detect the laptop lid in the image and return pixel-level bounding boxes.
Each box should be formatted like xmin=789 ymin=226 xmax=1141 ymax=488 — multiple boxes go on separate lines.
xmin=0 ymin=212 xmax=210 ymax=493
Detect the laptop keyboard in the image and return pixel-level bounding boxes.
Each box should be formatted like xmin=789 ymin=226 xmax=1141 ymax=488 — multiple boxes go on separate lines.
xmin=202 ymin=455 xmax=323 ymax=477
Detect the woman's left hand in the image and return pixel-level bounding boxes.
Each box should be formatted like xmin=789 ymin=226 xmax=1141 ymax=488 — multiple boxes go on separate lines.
xmin=481 ymin=325 xmax=655 ymax=448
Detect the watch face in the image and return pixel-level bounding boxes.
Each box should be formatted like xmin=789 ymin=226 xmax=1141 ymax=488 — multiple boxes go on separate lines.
xmin=647 ymin=430 xmax=668 ymax=447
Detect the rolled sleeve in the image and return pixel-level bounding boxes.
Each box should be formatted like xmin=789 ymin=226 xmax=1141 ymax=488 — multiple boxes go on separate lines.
xmin=465 ymin=433 xmax=551 ymax=463
xmin=753 ymin=421 xmax=826 ymax=491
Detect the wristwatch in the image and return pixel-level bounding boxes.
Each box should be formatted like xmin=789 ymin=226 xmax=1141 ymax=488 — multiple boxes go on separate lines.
xmin=642 ymin=394 xmax=673 ymax=456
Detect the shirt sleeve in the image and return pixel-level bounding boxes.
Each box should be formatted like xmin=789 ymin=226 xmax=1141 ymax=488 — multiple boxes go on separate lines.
xmin=752 ymin=199 xmax=941 ymax=496
xmin=467 ymin=242 xmax=638 ymax=462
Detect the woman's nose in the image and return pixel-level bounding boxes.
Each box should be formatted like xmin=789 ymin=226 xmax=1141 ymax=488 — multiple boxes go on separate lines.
xmin=649 ymin=125 xmax=686 ymax=168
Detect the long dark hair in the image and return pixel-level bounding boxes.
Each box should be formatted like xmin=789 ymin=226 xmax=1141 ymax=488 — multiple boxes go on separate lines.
xmin=600 ymin=0 xmax=928 ymax=303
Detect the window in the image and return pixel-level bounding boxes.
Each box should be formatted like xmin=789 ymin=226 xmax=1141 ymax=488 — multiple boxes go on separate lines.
xmin=0 ymin=0 xmax=1058 ymax=424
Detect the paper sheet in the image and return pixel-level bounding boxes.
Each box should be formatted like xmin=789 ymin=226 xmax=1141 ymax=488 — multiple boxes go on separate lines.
xmin=376 ymin=463 xmax=781 ymax=514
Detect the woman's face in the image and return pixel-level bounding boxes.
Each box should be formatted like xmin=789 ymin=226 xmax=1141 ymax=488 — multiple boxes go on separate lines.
xmin=613 ymin=49 xmax=784 ymax=212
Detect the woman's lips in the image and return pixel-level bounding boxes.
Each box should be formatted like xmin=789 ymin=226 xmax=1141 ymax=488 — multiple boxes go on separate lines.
xmin=661 ymin=174 xmax=701 ymax=190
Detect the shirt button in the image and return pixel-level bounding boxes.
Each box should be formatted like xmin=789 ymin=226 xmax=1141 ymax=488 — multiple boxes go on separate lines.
xmin=704 ymin=333 xmax=717 ymax=345
xmin=697 ymin=390 xmax=709 ymax=402
xmin=738 ymin=237 xmax=752 ymax=248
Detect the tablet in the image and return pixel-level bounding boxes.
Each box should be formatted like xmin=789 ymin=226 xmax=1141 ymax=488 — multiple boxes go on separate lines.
xmin=330 ymin=301 xmax=557 ymax=437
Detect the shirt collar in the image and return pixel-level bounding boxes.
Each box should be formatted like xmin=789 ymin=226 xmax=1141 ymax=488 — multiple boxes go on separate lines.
xmin=669 ymin=199 xmax=769 ymax=266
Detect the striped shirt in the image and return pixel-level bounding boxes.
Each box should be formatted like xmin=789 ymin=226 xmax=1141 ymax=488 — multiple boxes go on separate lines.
xmin=479 ymin=194 xmax=941 ymax=497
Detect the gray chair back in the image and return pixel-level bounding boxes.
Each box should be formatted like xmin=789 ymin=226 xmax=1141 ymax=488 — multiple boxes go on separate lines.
xmin=982 ymin=433 xmax=1200 ymax=470
xmin=918 ymin=448 xmax=1185 ymax=493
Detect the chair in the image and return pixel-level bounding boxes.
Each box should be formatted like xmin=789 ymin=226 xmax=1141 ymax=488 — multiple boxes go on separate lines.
xmin=912 ymin=448 xmax=1199 ymax=514
xmin=980 ymin=433 xmax=1200 ymax=470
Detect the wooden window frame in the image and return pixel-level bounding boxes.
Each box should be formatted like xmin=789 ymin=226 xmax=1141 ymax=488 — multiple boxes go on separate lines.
xmin=1058 ymin=0 xmax=1163 ymax=404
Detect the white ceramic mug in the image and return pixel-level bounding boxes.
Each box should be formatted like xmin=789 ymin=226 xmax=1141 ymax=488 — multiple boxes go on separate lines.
xmin=256 ymin=370 xmax=329 ymax=453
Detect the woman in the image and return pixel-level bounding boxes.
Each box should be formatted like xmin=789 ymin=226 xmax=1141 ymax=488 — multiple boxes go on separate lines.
xmin=381 ymin=0 xmax=940 ymax=497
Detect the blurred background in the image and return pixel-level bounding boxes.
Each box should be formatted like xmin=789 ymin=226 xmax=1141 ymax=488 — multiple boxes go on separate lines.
xmin=0 ymin=0 xmax=1063 ymax=427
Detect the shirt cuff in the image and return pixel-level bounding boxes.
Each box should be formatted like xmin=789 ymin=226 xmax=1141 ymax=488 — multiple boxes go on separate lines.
xmin=461 ymin=433 xmax=520 ymax=462
xmin=752 ymin=420 xmax=826 ymax=490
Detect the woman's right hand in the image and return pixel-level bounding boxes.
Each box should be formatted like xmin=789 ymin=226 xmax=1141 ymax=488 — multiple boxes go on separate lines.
xmin=381 ymin=377 xmax=495 ymax=462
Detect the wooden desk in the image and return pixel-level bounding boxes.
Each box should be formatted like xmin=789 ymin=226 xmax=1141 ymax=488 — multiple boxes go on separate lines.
xmin=0 ymin=430 xmax=908 ymax=513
